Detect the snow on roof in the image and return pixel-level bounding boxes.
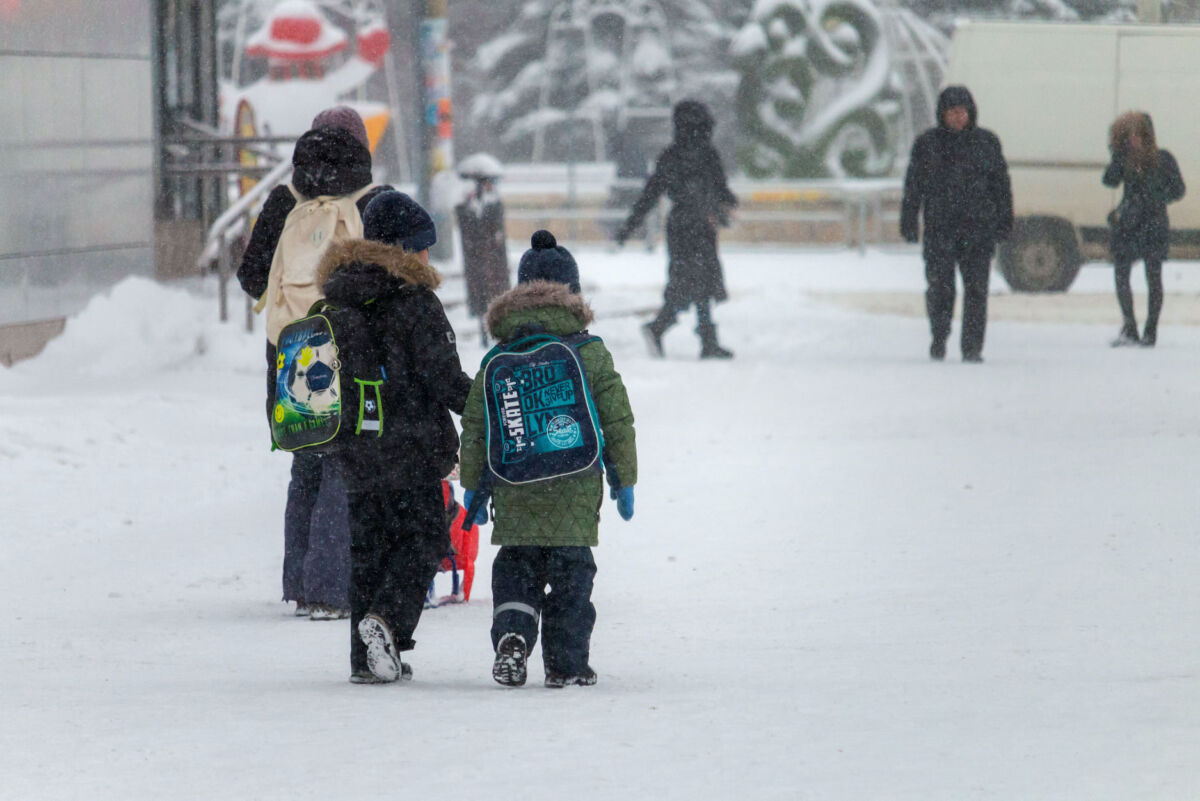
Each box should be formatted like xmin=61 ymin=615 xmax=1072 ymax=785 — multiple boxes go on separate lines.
xmin=457 ymin=152 xmax=504 ymax=179
xmin=245 ymin=0 xmax=348 ymax=62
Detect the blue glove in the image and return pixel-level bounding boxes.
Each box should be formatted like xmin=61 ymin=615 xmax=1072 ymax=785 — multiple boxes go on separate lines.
xmin=463 ymin=489 xmax=488 ymax=526
xmin=611 ymin=486 xmax=634 ymax=521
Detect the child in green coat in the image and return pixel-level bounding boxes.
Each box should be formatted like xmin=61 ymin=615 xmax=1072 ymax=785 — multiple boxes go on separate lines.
xmin=459 ymin=231 xmax=637 ymax=687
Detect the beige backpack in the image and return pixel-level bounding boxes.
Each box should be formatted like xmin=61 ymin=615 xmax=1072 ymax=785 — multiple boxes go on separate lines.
xmin=256 ymin=183 xmax=376 ymax=345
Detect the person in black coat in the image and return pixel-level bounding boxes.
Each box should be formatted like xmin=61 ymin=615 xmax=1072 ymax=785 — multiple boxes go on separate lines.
xmin=1103 ymin=111 xmax=1186 ymax=348
xmin=616 ymin=100 xmax=739 ymax=359
xmin=314 ymin=190 xmax=472 ymax=684
xmin=236 ymin=108 xmax=392 ymax=618
xmin=455 ymin=160 xmax=510 ymax=344
xmin=900 ymin=85 xmax=1013 ymax=363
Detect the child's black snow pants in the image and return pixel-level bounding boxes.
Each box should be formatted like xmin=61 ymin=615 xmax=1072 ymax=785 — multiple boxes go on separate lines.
xmin=491 ymin=546 xmax=597 ymax=676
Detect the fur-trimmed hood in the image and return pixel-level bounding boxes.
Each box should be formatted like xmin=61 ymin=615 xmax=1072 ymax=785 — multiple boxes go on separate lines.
xmin=486 ymin=280 xmax=595 ymax=340
xmin=316 ymin=238 xmax=441 ymax=308
xmin=317 ymin=238 xmax=441 ymax=289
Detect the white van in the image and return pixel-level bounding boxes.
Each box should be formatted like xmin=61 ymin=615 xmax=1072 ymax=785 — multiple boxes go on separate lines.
xmin=945 ymin=21 xmax=1200 ymax=291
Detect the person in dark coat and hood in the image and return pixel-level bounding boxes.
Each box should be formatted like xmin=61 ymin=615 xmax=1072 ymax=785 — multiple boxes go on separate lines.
xmin=314 ymin=190 xmax=471 ymax=684
xmin=1103 ymin=111 xmax=1186 ymax=348
xmin=900 ymin=86 xmax=1013 ymax=363
xmin=616 ymin=100 xmax=739 ymax=359
xmin=236 ymin=106 xmax=393 ymax=619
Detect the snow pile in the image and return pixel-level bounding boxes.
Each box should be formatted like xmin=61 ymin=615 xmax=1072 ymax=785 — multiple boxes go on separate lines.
xmin=2 ymin=277 xmax=259 ymax=389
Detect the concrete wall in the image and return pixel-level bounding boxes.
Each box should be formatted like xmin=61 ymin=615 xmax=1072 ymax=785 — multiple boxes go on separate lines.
xmin=0 ymin=0 xmax=155 ymax=328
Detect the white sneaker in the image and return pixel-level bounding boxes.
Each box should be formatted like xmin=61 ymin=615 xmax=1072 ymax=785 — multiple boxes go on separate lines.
xmin=308 ymin=604 xmax=349 ymax=621
xmin=358 ymin=614 xmax=403 ymax=682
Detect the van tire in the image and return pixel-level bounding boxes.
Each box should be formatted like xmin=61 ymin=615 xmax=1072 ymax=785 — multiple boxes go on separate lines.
xmin=997 ymin=217 xmax=1082 ymax=292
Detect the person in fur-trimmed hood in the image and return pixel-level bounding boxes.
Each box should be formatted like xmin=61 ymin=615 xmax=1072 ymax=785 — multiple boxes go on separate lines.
xmin=315 ymin=190 xmax=472 ymax=685
xmin=459 ymin=230 xmax=638 ymax=689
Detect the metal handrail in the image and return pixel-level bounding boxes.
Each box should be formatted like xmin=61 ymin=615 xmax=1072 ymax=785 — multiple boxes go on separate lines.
xmin=198 ymin=157 xmax=293 ymax=326
xmin=197 ymin=157 xmax=293 ymax=269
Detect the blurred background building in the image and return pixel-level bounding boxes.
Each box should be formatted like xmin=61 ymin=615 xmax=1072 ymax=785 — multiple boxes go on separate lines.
xmin=2 ymin=0 xmax=1196 ymax=362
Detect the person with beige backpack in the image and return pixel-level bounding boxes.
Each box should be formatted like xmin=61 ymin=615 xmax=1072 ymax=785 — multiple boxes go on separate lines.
xmin=237 ymin=106 xmax=392 ymax=621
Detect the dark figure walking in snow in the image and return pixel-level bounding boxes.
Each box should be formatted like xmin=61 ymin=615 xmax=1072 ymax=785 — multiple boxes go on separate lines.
xmin=455 ymin=153 xmax=511 ymax=345
xmin=900 ymin=86 xmax=1013 ymax=363
xmin=616 ymin=100 xmax=738 ymax=360
xmin=237 ymin=106 xmax=391 ymax=618
xmin=1103 ymin=111 xmax=1186 ymax=348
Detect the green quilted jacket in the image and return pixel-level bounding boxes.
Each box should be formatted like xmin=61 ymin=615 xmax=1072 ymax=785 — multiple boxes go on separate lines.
xmin=459 ymin=281 xmax=637 ymax=547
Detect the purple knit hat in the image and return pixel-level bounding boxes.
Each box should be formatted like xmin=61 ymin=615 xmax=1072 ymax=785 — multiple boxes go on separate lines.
xmin=311 ymin=106 xmax=369 ymax=150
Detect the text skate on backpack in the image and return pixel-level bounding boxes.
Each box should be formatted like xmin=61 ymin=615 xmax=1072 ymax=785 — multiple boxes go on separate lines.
xmin=463 ymin=326 xmax=606 ymax=524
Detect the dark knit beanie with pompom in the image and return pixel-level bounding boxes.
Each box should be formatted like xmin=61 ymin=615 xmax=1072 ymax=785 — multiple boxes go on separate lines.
xmin=516 ymin=230 xmax=580 ymax=294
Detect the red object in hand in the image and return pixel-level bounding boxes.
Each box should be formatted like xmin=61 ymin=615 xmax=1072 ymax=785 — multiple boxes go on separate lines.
xmin=439 ymin=480 xmax=479 ymax=601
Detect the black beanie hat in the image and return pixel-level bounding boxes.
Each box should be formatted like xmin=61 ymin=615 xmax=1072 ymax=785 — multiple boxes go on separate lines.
xmin=517 ymin=230 xmax=580 ymax=294
xmin=362 ymin=190 xmax=437 ymax=253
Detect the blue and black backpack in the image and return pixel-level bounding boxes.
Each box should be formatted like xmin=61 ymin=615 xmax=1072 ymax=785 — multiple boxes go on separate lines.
xmin=462 ymin=328 xmax=606 ymax=529
xmin=480 ymin=328 xmax=605 ymax=484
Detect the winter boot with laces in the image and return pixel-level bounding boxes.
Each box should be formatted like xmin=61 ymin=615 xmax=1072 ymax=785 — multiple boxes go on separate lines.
xmin=357 ymin=614 xmax=408 ymax=683
xmin=544 ymin=666 xmax=598 ymax=688
xmin=492 ymin=633 xmax=528 ymax=687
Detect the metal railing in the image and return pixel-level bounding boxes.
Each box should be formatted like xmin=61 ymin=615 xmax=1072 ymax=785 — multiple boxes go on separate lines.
xmin=195 ymin=158 xmax=293 ymax=326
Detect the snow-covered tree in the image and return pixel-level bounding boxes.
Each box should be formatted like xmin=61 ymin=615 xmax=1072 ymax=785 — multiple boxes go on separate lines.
xmin=467 ymin=0 xmax=739 ymax=164
xmin=733 ymin=0 xmax=949 ymax=179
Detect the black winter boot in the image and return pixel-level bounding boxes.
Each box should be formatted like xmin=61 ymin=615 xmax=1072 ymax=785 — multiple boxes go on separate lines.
xmin=642 ymin=309 xmax=676 ymax=358
xmin=1141 ymin=324 xmax=1157 ymax=348
xmin=641 ymin=323 xmax=665 ymax=358
xmin=492 ymin=633 xmax=528 ymax=687
xmin=698 ymin=325 xmax=733 ymax=360
xmin=1111 ymin=323 xmax=1140 ymax=348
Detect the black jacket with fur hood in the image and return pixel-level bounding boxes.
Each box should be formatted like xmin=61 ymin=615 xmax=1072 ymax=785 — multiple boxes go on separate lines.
xmin=316 ymin=239 xmax=472 ymax=488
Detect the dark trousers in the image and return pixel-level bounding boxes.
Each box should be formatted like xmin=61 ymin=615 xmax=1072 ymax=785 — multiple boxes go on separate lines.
xmin=491 ymin=546 xmax=597 ymax=675
xmin=348 ymin=481 xmax=448 ymax=673
xmin=925 ymin=243 xmax=993 ymax=357
xmin=282 ymin=451 xmax=323 ymax=603
xmin=649 ymin=297 xmax=715 ymax=341
xmin=1114 ymin=256 xmax=1163 ymax=336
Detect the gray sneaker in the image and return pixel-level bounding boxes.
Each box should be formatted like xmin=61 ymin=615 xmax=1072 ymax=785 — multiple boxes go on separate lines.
xmin=308 ymin=604 xmax=349 ymax=621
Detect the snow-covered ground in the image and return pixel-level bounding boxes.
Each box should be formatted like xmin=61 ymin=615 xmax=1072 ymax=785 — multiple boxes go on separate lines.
xmin=2 ymin=246 xmax=1198 ymax=800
